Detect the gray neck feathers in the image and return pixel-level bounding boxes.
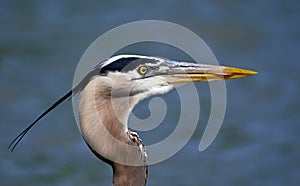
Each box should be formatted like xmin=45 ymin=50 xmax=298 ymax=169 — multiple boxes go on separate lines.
xmin=79 ymin=77 xmax=147 ymax=186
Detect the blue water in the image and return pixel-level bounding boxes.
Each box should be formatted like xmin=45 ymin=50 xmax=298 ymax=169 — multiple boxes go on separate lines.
xmin=1 ymin=1 xmax=299 ymax=185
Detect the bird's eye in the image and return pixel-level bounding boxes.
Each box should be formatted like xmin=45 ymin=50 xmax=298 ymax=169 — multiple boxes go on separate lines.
xmin=138 ymin=66 xmax=148 ymax=75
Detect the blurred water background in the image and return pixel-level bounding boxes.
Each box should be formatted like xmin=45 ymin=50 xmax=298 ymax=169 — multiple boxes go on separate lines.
xmin=1 ymin=0 xmax=299 ymax=185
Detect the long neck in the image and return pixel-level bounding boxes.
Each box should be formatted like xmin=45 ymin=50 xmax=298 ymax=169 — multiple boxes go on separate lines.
xmin=112 ymin=162 xmax=148 ymax=186
xmin=79 ymin=77 xmax=148 ymax=185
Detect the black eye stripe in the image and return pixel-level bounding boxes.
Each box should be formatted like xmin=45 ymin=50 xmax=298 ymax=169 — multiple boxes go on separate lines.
xmin=100 ymin=57 xmax=139 ymax=73
xmin=74 ymin=57 xmax=161 ymax=92
xmin=100 ymin=57 xmax=159 ymax=74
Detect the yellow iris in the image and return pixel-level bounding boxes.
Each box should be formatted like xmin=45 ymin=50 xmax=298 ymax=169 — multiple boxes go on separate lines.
xmin=138 ymin=66 xmax=148 ymax=75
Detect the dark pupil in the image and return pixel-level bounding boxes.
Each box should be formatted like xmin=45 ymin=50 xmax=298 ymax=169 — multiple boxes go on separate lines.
xmin=140 ymin=67 xmax=146 ymax=73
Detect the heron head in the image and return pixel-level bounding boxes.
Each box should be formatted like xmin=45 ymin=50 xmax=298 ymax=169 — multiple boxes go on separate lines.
xmin=91 ymin=55 xmax=256 ymax=101
xmin=7 ymin=54 xmax=257 ymax=152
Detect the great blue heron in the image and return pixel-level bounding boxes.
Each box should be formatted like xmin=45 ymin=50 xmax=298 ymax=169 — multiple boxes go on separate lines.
xmin=9 ymin=55 xmax=256 ymax=185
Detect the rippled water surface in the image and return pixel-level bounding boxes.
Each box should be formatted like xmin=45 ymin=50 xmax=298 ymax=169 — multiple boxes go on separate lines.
xmin=1 ymin=1 xmax=299 ymax=185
